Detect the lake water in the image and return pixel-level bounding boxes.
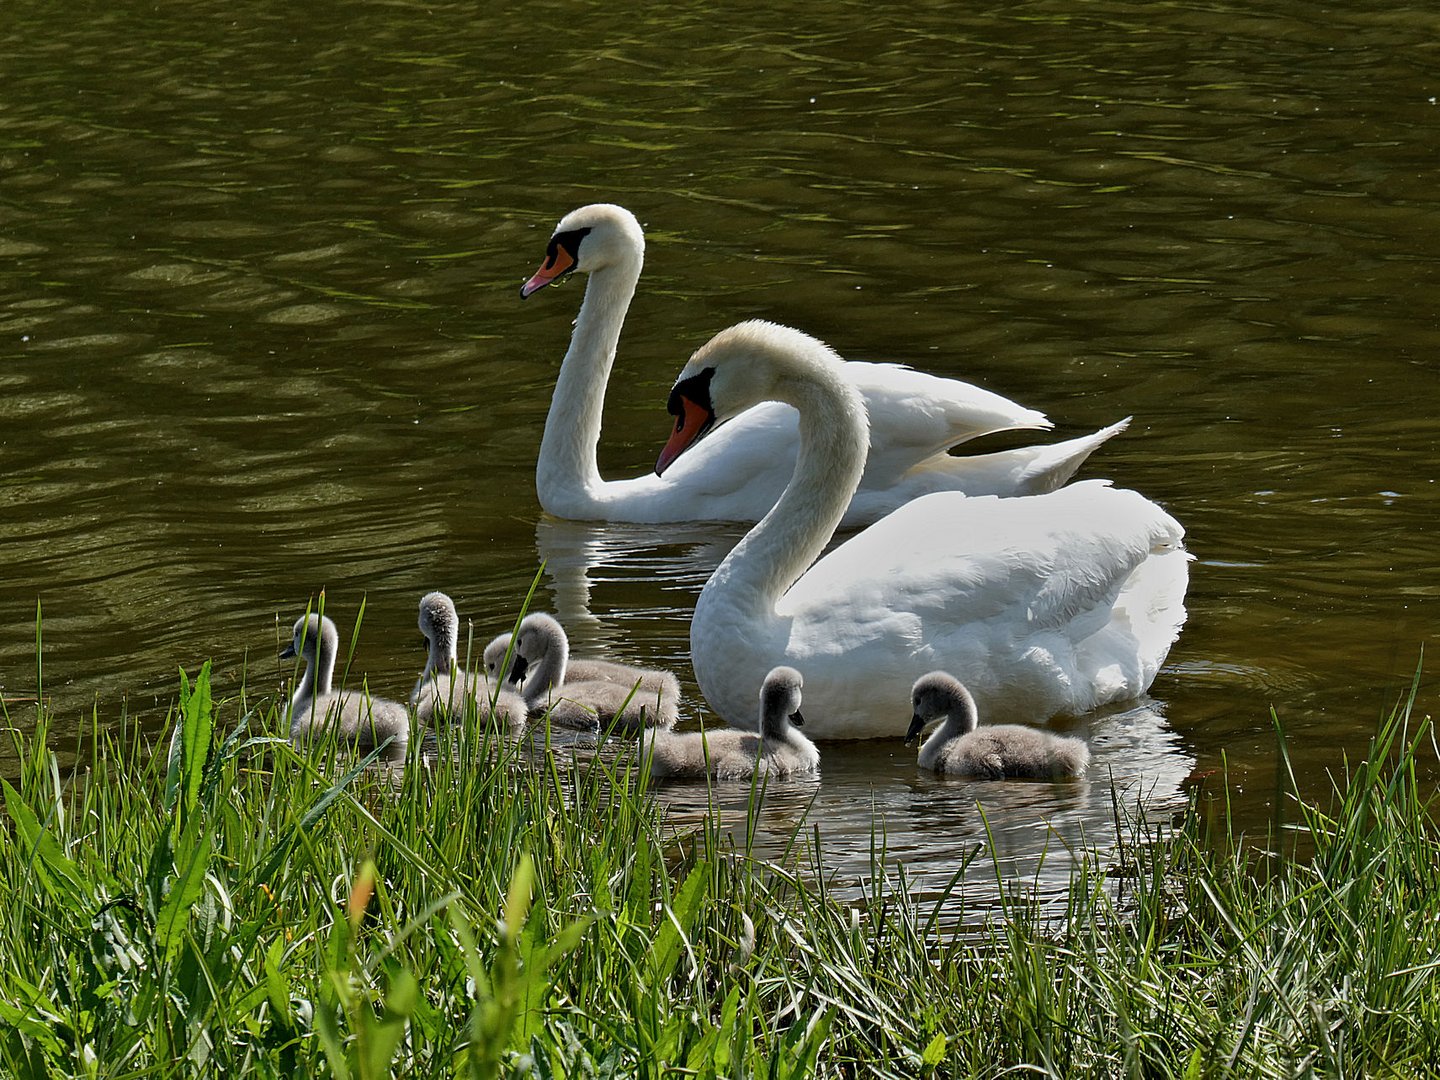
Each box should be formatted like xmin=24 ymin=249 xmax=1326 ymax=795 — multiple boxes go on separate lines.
xmin=3 ymin=0 xmax=1438 ymax=899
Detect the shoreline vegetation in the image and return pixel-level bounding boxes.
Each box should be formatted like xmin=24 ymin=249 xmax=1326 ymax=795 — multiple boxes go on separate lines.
xmin=3 ymin=663 xmax=1438 ymax=1078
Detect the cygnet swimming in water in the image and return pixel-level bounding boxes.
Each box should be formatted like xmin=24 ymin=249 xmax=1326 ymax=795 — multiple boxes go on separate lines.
xmin=906 ymin=671 xmax=1090 ymax=780
xmin=500 ymin=612 xmax=680 ymax=733
xmin=645 ymin=666 xmax=818 ymax=780
xmin=281 ymin=612 xmax=410 ymax=761
xmin=412 ymin=591 xmax=528 ymax=730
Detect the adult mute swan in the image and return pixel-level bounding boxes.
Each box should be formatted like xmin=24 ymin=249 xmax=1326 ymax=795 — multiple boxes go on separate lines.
xmin=657 ymin=320 xmax=1190 ymax=739
xmin=281 ymin=613 xmax=410 ymax=760
xmin=907 ymin=672 xmax=1090 ymax=779
xmin=412 ymin=592 xmax=527 ymax=729
xmin=521 ymin=203 xmax=1128 ymax=526
xmin=645 ymin=666 xmax=819 ymax=780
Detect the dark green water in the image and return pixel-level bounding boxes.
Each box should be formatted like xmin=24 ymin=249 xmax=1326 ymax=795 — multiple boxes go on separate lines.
xmin=3 ymin=0 xmax=1438 ymax=891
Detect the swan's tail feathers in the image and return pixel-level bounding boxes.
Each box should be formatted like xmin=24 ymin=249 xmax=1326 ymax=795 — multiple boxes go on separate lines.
xmin=900 ymin=417 xmax=1131 ymax=500
xmin=1009 ymin=416 xmax=1132 ymax=496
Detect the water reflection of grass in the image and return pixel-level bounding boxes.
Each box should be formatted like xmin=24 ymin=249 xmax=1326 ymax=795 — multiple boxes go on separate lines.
xmin=3 ymin=665 xmax=1438 ymax=1076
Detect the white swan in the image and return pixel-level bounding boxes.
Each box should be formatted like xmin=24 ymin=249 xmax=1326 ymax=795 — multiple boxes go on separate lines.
xmin=907 ymin=672 xmax=1090 ymax=779
xmin=645 ymin=666 xmax=819 ymax=780
xmin=504 ymin=612 xmax=679 ymax=733
xmin=483 ymin=612 xmax=681 ymax=727
xmin=281 ymin=613 xmax=410 ymax=760
xmin=412 ymin=592 xmax=527 ymax=729
xmin=521 ymin=203 xmax=1128 ymax=526
xmin=660 ymin=320 xmax=1190 ymax=739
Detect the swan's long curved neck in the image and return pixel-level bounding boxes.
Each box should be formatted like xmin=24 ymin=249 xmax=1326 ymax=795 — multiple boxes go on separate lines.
xmin=293 ymin=630 xmax=337 ymax=710
xmin=536 ymin=252 xmax=643 ymax=509
xmin=935 ymin=696 xmax=977 ymax=742
xmin=940 ymin=713 xmax=966 ymax=742
xmin=522 ymin=631 xmax=569 ymax=705
xmin=422 ymin=626 xmax=457 ymax=682
xmin=711 ymin=357 xmax=869 ymax=617
xmin=762 ymin=716 xmax=796 ymax=744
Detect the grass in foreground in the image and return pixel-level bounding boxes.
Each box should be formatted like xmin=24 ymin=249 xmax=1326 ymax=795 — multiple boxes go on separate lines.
xmin=2 ymin=665 xmax=1439 ymax=1078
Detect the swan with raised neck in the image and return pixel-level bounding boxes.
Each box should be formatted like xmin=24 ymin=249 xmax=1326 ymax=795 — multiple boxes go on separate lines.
xmin=281 ymin=612 xmax=409 ymax=758
xmin=521 ymin=203 xmax=1127 ymax=526
xmin=412 ymin=591 xmax=526 ymax=728
xmin=659 ymin=319 xmax=1190 ymax=738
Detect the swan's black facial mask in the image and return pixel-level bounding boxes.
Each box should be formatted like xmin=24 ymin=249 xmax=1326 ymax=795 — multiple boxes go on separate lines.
xmin=656 ymin=367 xmax=718 ymax=475
xmin=520 ymin=226 xmax=592 ymax=298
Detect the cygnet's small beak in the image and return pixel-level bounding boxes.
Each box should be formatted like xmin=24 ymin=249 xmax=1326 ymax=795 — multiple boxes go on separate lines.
xmin=508 ymin=655 xmax=529 ymax=685
xmin=903 ymin=712 xmax=925 ymax=747
xmin=279 ymin=642 xmax=297 ymax=660
xmin=790 ymin=708 xmax=805 ymax=728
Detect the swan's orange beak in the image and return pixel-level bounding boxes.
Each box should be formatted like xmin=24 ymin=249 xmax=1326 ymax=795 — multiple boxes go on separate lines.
xmin=520 ymin=244 xmax=576 ymax=298
xmin=656 ymin=396 xmax=713 ymax=476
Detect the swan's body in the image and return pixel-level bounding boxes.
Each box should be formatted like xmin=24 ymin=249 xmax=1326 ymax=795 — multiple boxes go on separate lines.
xmin=908 ymin=672 xmax=1089 ymax=779
xmin=660 ymin=320 xmax=1190 ymax=739
xmin=522 ymin=203 xmax=1126 ymax=526
xmin=281 ymin=613 xmax=409 ymax=760
xmin=412 ymin=592 xmax=527 ymax=729
xmin=505 ymin=612 xmax=678 ymax=733
xmin=646 ymin=666 xmax=819 ymax=780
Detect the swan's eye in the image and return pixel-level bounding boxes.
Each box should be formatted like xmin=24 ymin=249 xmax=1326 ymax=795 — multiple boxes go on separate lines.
xmin=540 ymin=243 xmax=572 ymax=277
xmin=549 ymin=227 xmax=592 ymax=270
xmin=657 ymin=373 xmax=719 ymax=475
xmin=522 ymin=227 xmax=593 ymax=297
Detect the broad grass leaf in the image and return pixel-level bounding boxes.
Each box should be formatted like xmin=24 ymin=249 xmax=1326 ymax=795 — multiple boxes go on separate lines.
xmin=2 ymin=779 xmax=87 ymax=907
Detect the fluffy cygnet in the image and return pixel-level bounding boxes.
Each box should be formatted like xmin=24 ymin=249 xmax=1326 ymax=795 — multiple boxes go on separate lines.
xmin=412 ymin=591 xmax=527 ymax=730
xmin=281 ymin=612 xmax=409 ymax=761
xmin=645 ymin=666 xmax=819 ymax=780
xmin=906 ymin=671 xmax=1090 ymax=780
xmin=502 ymin=612 xmax=680 ymax=733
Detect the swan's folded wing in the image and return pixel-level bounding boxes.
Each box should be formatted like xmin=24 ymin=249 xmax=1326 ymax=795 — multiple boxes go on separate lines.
xmin=778 ymin=481 xmax=1183 ymax=638
xmin=843 ymin=362 xmax=1050 ymax=486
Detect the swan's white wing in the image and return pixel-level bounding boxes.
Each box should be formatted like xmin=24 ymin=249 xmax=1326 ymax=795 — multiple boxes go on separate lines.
xmin=600 ymin=359 xmax=1054 ymax=521
xmin=774 ymin=482 xmax=1187 ymax=730
xmin=843 ymin=361 xmax=1050 ymax=488
xmin=782 ymin=482 xmax=1175 ymax=624
xmin=596 ymin=370 xmax=1057 ymax=523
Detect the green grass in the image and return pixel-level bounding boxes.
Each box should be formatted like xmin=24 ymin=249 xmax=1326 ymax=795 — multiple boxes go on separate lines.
xmin=3 ymin=660 xmax=1439 ymax=1078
